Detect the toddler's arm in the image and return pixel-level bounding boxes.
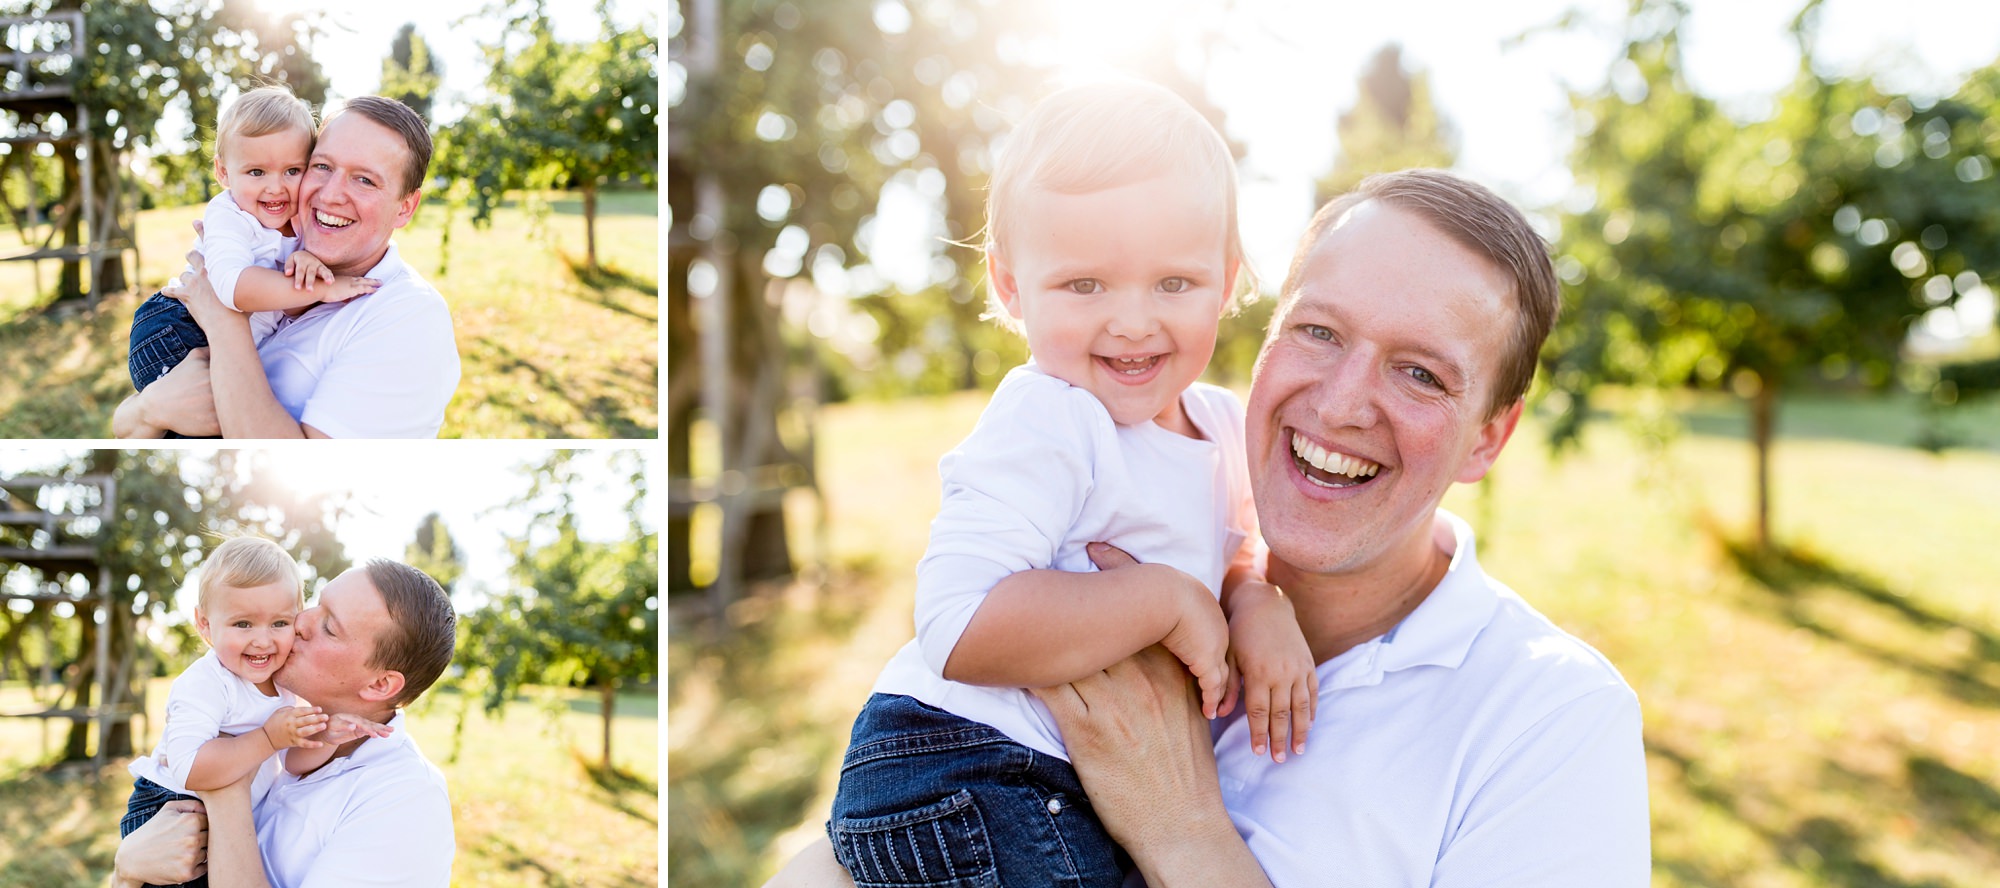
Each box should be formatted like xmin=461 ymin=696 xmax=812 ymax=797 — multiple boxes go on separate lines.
xmin=282 ymin=712 xmax=393 ymax=776
xmin=1220 ymin=570 xmax=1318 ymax=762
xmin=229 ymin=264 xmax=380 ymax=312
xmin=182 ymin=705 xmax=330 ymax=791
xmin=944 ymin=551 xmax=1230 ymax=718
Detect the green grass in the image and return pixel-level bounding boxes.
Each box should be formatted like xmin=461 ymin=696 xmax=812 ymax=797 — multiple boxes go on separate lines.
xmin=0 ymin=678 xmax=659 ymax=887
xmin=0 ymin=189 xmax=658 ymax=438
xmin=667 ymin=388 xmax=2000 ymax=888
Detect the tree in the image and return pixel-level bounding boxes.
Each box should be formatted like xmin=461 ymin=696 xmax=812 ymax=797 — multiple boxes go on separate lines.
xmin=458 ymin=453 xmax=656 ymax=770
xmin=1548 ymin=0 xmax=2000 ymax=549
xmin=665 ymin=0 xmax=1242 ymax=599
xmin=1 ymin=450 xmax=347 ymax=761
xmin=8 ymin=1 xmax=328 ymax=301
xmin=404 ymin=512 xmax=465 ymax=593
xmin=441 ymin=2 xmax=657 ymax=271
xmin=381 ymin=23 xmax=441 ymax=123
xmin=1316 ymin=44 xmax=1458 ymax=205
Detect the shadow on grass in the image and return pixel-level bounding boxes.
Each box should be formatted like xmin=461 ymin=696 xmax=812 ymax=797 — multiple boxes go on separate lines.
xmin=1907 ymin=754 xmax=2000 ymax=851
xmin=471 ymin=339 xmax=655 ymax=439
xmin=0 ymin=758 xmax=131 ymax=887
xmin=564 ymin=255 xmax=659 ymax=299
xmin=667 ymin=576 xmax=879 ymax=888
xmin=1649 ymin=739 xmax=1953 ymax=888
xmin=1717 ymin=530 xmax=2000 ymax=708
xmin=578 ymin=752 xmax=660 ymax=828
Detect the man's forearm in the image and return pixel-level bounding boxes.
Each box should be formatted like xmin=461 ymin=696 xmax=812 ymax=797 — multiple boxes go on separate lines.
xmin=205 ymin=321 xmax=308 ymax=438
xmin=200 ymin=784 xmax=273 ymax=888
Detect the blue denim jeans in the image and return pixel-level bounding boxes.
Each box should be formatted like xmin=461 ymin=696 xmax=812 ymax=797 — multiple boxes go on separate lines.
xmin=828 ymin=693 xmax=1129 ymax=888
xmin=127 ymin=291 xmax=218 ymax=439
xmin=120 ymin=775 xmax=208 ymax=888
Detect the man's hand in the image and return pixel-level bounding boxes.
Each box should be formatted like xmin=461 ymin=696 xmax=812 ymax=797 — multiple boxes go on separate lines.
xmin=1086 ymin=542 xmax=1230 ymax=719
xmin=165 ymin=245 xmax=252 ymax=338
xmin=262 ymin=705 xmax=332 ymax=749
xmin=113 ymin=349 xmax=220 ymax=438
xmin=1224 ymin=580 xmax=1319 ymax=762
xmin=112 ymin=799 xmax=208 ymax=888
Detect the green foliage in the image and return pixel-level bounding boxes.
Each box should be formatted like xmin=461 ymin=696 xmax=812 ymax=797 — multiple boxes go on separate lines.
xmin=1550 ymin=1 xmax=2000 ymax=442
xmin=380 ymin=22 xmax=441 ymax=124
xmin=403 ymin=511 xmax=465 ymax=593
xmin=454 ymin=452 xmax=657 ymax=766
xmin=1316 ymin=44 xmax=1459 ymax=204
xmin=436 ymin=1 xmax=656 ymax=270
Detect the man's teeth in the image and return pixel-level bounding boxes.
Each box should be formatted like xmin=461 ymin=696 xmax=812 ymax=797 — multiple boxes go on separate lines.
xmin=1291 ymin=434 xmax=1382 ymax=482
xmin=315 ymin=209 xmax=356 ymax=228
xmin=1105 ymin=356 xmax=1160 ymax=375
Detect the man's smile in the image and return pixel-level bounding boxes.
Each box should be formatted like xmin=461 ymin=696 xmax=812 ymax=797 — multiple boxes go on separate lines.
xmin=1289 ymin=430 xmax=1383 ymax=488
xmin=314 ymin=209 xmax=357 ymax=229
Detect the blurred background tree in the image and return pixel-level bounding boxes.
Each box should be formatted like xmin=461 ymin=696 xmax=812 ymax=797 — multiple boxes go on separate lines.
xmin=666 ymin=0 xmax=1241 ymax=606
xmin=0 ymin=451 xmax=347 ymax=761
xmin=1315 ymin=43 xmax=1459 ymax=205
xmin=7 ymin=0 xmax=327 ymax=301
xmin=380 ymin=22 xmax=442 ymax=124
xmin=1545 ymin=0 xmax=2000 ymax=550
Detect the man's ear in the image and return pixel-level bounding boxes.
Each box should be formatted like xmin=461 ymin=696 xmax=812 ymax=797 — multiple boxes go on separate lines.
xmin=1454 ymin=398 xmax=1523 ymax=484
xmin=987 ymin=249 xmax=1024 ymax=320
xmin=359 ymin=669 xmax=407 ymax=706
xmin=392 ymin=189 xmax=422 ymax=230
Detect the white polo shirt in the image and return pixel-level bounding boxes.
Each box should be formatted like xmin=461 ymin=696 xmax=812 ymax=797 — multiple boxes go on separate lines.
xmin=1210 ymin=510 xmax=1650 ymax=888
xmin=254 ymin=243 xmax=459 ymax=438
xmin=192 ymin=192 xmax=296 ymax=343
xmin=128 ymin=650 xmax=295 ymax=803
xmin=257 ymin=712 xmax=454 ymax=888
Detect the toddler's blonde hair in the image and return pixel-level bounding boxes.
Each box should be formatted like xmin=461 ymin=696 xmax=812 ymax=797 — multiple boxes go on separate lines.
xmin=215 ymin=85 xmax=315 ymax=160
xmin=197 ymin=536 xmax=303 ymax=614
xmin=982 ymin=78 xmax=1252 ymax=330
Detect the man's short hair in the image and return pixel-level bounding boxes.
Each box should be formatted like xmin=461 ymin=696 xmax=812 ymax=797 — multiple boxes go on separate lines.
xmin=332 ymin=96 xmax=433 ymax=197
xmin=197 ymin=536 xmax=302 ymax=614
xmin=1284 ymin=169 xmax=1561 ymax=419
xmin=362 ymin=559 xmax=455 ymax=708
xmin=216 ymin=86 xmax=315 ymax=158
xmin=982 ymin=78 xmax=1250 ymax=330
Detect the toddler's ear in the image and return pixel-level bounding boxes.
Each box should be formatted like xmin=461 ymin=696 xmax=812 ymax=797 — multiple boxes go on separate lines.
xmin=987 ymin=249 xmax=1023 ymax=319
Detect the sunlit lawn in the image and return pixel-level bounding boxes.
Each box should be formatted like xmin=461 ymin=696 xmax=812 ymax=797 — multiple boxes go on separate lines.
xmin=0 ymin=678 xmax=659 ymax=887
xmin=0 ymin=188 xmax=658 ymax=438
xmin=667 ymin=386 xmax=2000 ymax=888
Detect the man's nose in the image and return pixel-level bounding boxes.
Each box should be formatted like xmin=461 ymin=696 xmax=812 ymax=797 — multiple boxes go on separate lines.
xmin=1311 ymin=350 xmax=1383 ymax=429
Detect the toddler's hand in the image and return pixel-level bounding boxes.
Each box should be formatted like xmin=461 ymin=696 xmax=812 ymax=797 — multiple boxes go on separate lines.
xmin=260 ymin=705 xmax=331 ymax=750
xmin=316 ymin=712 xmax=394 ymax=745
xmin=1136 ymin=554 xmax=1229 ymax=720
xmin=285 ymin=250 xmax=337 ymax=291
xmin=1226 ymin=581 xmax=1319 ymax=762
xmin=317 ymin=275 xmax=382 ymax=303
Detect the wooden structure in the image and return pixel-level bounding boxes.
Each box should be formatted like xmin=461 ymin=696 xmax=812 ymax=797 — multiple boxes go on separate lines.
xmin=0 ymin=473 xmax=137 ymax=766
xmin=0 ymin=11 xmax=134 ymax=300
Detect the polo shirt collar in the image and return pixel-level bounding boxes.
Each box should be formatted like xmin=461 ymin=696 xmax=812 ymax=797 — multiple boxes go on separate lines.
xmin=1318 ymin=509 xmax=1498 ymax=689
xmin=362 ymin=242 xmax=407 ymax=283
xmin=290 ymin=710 xmax=411 ymax=784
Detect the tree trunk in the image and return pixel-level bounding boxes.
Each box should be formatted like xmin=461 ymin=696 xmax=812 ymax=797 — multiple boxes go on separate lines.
xmin=91 ymin=139 xmax=129 ymax=293
xmin=62 ymin=613 xmax=94 ymax=760
xmin=666 ymin=163 xmax=698 ymax=596
xmin=583 ymin=180 xmax=599 ymax=272
xmin=57 ymin=153 xmax=82 ymax=303
xmin=1750 ymin=378 xmax=1776 ymax=552
xmin=599 ymin=681 xmax=615 ymax=770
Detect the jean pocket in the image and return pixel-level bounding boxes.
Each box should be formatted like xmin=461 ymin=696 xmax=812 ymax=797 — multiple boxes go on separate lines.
xmin=831 ymin=789 xmax=999 ymax=888
xmin=129 ymin=327 xmax=195 ymax=390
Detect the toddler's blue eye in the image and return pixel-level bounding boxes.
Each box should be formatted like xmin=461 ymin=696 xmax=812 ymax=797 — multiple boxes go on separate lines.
xmin=1160 ymin=277 xmax=1190 ymax=293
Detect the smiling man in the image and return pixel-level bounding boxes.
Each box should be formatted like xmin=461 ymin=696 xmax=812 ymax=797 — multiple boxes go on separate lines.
xmin=113 ymin=96 xmax=460 ymax=439
xmin=113 ymin=559 xmax=458 ymax=888
xmin=768 ymin=170 xmax=1649 ymax=888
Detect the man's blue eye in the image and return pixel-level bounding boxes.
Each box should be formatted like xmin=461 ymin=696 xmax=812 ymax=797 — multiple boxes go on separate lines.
xmin=1303 ymin=325 xmax=1333 ymax=341
xmin=1409 ymin=366 xmax=1441 ymax=388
